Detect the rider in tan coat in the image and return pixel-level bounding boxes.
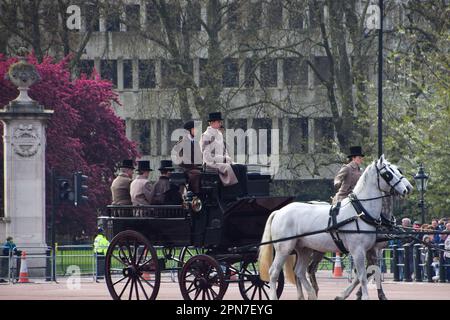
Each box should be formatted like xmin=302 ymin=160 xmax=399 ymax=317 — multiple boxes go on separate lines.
xmin=332 ymin=146 xmax=365 ymax=204
xmin=111 ymin=159 xmax=135 ymax=205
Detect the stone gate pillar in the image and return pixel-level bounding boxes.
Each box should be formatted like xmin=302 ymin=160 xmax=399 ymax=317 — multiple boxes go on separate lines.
xmin=0 ymin=50 xmax=53 ymax=257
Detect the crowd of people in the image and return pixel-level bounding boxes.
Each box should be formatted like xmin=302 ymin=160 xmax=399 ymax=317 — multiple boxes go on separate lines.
xmin=391 ymin=217 xmax=450 ymax=282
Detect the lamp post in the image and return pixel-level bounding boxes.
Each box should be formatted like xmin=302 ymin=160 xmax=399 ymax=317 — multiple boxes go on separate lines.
xmin=414 ymin=164 xmax=429 ymax=224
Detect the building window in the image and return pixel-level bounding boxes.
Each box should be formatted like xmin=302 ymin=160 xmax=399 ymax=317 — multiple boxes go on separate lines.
xmin=313 ymin=56 xmax=332 ymax=85
xmin=227 ymin=118 xmax=248 ymax=156
xmin=288 ymin=3 xmax=304 ymax=29
xmin=288 ymin=118 xmax=308 ymax=153
xmin=284 ymin=57 xmax=308 ymax=86
xmin=228 ymin=1 xmax=240 ymax=30
xmin=161 ymin=60 xmax=192 ymax=88
xmin=131 ymin=120 xmax=151 ymax=155
xmin=314 ymin=118 xmax=334 ymax=153
xmin=101 ymin=60 xmax=117 ymax=87
xmin=308 ymin=4 xmax=320 ymax=29
xmin=252 ymin=118 xmax=273 ymax=155
xmin=125 ymin=4 xmax=141 ymax=32
xmin=78 ymin=59 xmax=94 ymax=77
xmin=123 ymin=59 xmax=133 ymax=89
xmin=267 ymin=0 xmax=283 ymax=29
xmin=139 ymin=60 xmax=156 ymax=89
xmin=166 ymin=3 xmax=182 ymax=31
xmin=260 ymin=59 xmax=278 ymax=88
xmin=244 ymin=58 xmax=256 ymax=88
xmin=168 ymin=119 xmax=184 ymax=151
xmin=222 ymin=58 xmax=239 ymax=88
xmin=84 ymin=4 xmax=100 ymax=32
xmin=146 ymin=1 xmax=160 ymax=30
xmin=105 ymin=9 xmax=121 ymax=32
xmin=247 ymin=1 xmax=262 ymax=30
xmin=186 ymin=0 xmax=201 ymax=31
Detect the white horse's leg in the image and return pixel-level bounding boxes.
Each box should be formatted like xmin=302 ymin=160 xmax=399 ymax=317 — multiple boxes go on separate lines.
xmin=352 ymin=250 xmax=370 ymax=300
xmin=268 ymin=251 xmax=289 ymax=300
xmin=335 ymin=275 xmax=360 ymax=300
xmin=294 ymin=249 xmax=317 ymax=300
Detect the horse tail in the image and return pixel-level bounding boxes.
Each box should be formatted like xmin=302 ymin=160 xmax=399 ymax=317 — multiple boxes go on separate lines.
xmin=258 ymin=210 xmax=277 ymax=282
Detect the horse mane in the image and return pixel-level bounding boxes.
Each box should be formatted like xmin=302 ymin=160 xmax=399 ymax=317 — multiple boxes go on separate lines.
xmin=352 ymin=160 xmax=376 ymax=195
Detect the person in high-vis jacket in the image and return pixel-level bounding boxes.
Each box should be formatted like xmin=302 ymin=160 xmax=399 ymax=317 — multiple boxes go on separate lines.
xmin=94 ymin=227 xmax=110 ymax=280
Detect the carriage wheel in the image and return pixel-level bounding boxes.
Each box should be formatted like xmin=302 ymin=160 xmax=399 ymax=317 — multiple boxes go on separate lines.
xmin=105 ymin=230 xmax=161 ymax=300
xmin=177 ymin=247 xmax=207 ymax=281
xmin=179 ymin=254 xmax=227 ymax=300
xmin=238 ymin=261 xmax=284 ymax=300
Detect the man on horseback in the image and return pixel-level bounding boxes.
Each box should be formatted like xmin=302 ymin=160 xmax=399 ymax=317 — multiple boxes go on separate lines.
xmin=332 ymin=146 xmax=365 ymax=204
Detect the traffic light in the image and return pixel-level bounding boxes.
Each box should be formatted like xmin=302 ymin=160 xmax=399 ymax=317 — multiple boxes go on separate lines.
xmin=73 ymin=171 xmax=88 ymax=207
xmin=57 ymin=178 xmax=73 ymax=202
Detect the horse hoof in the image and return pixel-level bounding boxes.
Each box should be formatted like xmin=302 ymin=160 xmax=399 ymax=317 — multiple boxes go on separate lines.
xmin=378 ymin=294 xmax=388 ymax=300
xmin=334 ymin=296 xmax=345 ymax=300
xmin=356 ymin=295 xmax=362 ymax=300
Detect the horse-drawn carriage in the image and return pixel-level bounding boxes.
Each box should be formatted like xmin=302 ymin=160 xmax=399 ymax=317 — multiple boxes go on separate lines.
xmin=98 ymin=166 xmax=293 ymax=300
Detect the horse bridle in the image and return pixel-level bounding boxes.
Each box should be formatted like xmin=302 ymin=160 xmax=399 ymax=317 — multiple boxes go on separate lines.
xmin=376 ymin=163 xmax=406 ymax=195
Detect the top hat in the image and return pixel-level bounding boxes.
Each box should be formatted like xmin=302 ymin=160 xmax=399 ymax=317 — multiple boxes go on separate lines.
xmin=347 ymin=146 xmax=365 ymax=158
xmin=158 ymin=160 xmax=175 ymax=171
xmin=119 ymin=159 xmax=135 ymax=169
xmin=208 ymin=112 xmax=223 ymax=122
xmin=183 ymin=120 xmax=195 ymax=131
xmin=137 ymin=160 xmax=152 ymax=172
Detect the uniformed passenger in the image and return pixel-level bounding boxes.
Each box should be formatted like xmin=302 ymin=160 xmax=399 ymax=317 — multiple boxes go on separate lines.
xmin=111 ymin=159 xmax=134 ymax=205
xmin=172 ymin=120 xmax=202 ymax=194
xmin=332 ymin=146 xmax=365 ymax=204
xmin=130 ymin=160 xmax=153 ymax=205
xmin=148 ymin=160 xmax=183 ymax=205
xmin=200 ymin=112 xmax=247 ymax=196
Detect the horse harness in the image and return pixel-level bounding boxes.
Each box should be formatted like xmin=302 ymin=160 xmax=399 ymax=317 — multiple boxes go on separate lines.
xmin=327 ymin=193 xmax=394 ymax=255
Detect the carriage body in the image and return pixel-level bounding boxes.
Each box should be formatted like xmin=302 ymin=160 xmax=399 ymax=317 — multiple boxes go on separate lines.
xmin=98 ymin=168 xmax=293 ymax=300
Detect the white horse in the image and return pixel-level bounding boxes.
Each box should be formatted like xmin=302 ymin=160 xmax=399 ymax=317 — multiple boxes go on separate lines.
xmin=307 ymin=164 xmax=414 ymax=300
xmin=258 ymin=155 xmax=412 ymax=300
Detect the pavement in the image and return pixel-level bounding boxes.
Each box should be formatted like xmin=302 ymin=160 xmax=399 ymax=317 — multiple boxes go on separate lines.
xmin=0 ymin=274 xmax=449 ymax=300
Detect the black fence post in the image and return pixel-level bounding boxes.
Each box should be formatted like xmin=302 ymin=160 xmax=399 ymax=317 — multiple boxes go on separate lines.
xmin=426 ymin=247 xmax=434 ymax=282
xmin=403 ymin=244 xmax=412 ymax=282
xmin=392 ymin=245 xmax=400 ymax=281
xmin=439 ymin=243 xmax=446 ymax=283
xmin=414 ymin=243 xmax=422 ymax=282
xmin=45 ymin=249 xmax=52 ymax=281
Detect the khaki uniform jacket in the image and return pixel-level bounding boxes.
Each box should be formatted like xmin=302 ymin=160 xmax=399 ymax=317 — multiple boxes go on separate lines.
xmin=172 ymin=133 xmax=203 ymax=169
xmin=111 ymin=173 xmax=132 ymax=205
xmin=332 ymin=161 xmax=362 ymax=204
xmin=200 ymin=126 xmax=238 ymax=186
xmin=130 ymin=175 xmax=153 ymax=205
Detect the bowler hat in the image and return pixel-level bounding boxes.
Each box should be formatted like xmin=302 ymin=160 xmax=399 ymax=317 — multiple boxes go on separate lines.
xmin=183 ymin=120 xmax=195 ymax=131
xmin=208 ymin=112 xmax=223 ymax=122
xmin=137 ymin=160 xmax=152 ymax=172
xmin=347 ymin=146 xmax=365 ymax=158
xmin=119 ymin=159 xmax=135 ymax=169
xmin=158 ymin=160 xmax=175 ymax=171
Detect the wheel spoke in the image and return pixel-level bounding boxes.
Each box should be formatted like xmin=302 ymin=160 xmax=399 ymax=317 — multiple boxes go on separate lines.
xmin=244 ymin=283 xmax=256 ymax=294
xmin=128 ymin=278 xmax=134 ymax=300
xmin=262 ymin=287 xmax=270 ymax=300
xmin=138 ymin=275 xmax=155 ymax=289
xmin=112 ymin=276 xmax=127 ymax=286
xmin=136 ymin=276 xmax=149 ymax=300
xmin=193 ymin=288 xmax=201 ymax=300
xmin=251 ymin=285 xmax=258 ymax=300
xmin=186 ymin=281 xmax=195 ymax=293
xmin=208 ymin=287 xmax=218 ymax=299
xmin=134 ymin=278 xmax=140 ymax=301
xmin=111 ymin=254 xmax=129 ymax=267
xmin=118 ymin=277 xmax=131 ymax=299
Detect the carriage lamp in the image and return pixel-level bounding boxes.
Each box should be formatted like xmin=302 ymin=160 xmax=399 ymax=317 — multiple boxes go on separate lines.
xmin=414 ymin=164 xmax=429 ymax=224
